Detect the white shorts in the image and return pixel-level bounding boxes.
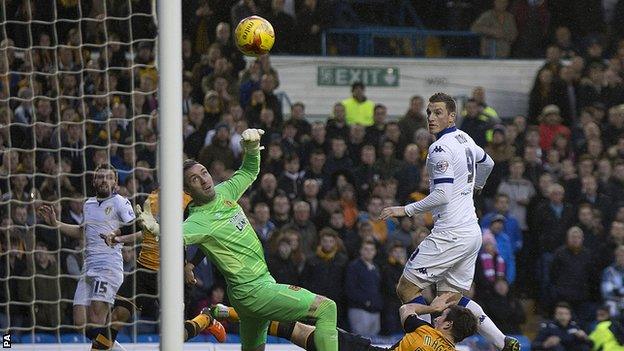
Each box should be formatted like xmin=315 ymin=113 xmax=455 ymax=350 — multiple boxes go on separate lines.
xmin=403 ymin=224 xmax=482 ymax=293
xmin=73 ymin=267 xmax=124 ymax=306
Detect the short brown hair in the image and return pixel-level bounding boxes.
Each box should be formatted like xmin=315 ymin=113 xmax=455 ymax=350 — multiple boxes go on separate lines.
xmin=94 ymin=163 xmax=118 ymax=179
xmin=428 ymin=92 xmax=456 ymax=114
xmin=446 ymin=305 xmax=478 ymax=342
xmin=182 ymin=159 xmax=201 ymax=188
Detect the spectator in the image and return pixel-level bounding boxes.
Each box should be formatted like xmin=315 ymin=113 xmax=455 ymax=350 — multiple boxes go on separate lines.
xmin=578 ymin=63 xmax=608 ymax=111
xmin=300 ymin=178 xmax=321 ymax=218
xmin=33 ymin=241 xmax=59 ymax=330
xmin=266 ymin=0 xmax=295 ymax=53
xmin=550 ymin=227 xmax=594 ymax=324
xmin=364 ymin=104 xmax=388 ymax=147
xmin=359 ymin=196 xmax=396 ymax=245
xmin=347 ymin=124 xmax=367 ymax=165
xmin=475 ymin=232 xmax=506 ymax=296
xmin=341 ymin=82 xmax=375 ymax=127
xmin=271 ymin=194 xmax=291 ymax=229
xmin=260 ymin=74 xmax=283 ymax=125
xmin=252 ymin=202 xmax=276 ymax=248
xmin=300 ymin=228 xmax=348 ymax=328
xmin=481 ymin=193 xmax=523 ymax=252
xmin=375 ymin=141 xmax=403 ymax=181
xmin=288 ymin=102 xmax=312 ymax=143
xmin=588 ymin=306 xmax=624 ymax=350
xmin=484 ymin=124 xmax=515 ymax=198
xmin=471 ymin=0 xmax=518 ymax=58
xmin=266 ymin=231 xmax=301 ymax=286
xmin=552 ymin=26 xmax=578 ymax=59
xmin=303 ymin=149 xmax=328 ymax=190
xmin=471 ymin=86 xmax=500 ymax=122
xmin=301 ymin=122 xmax=328 ymax=165
xmin=481 ymin=279 xmax=526 ymax=335
xmin=380 ymin=241 xmax=406 ymax=335
xmin=231 ymin=0 xmax=259 ymax=27
xmin=338 ymin=184 xmax=359 ymax=230
xmin=353 ymin=145 xmax=382 ymax=204
xmin=214 ymin=22 xmax=246 ymax=75
xmin=531 ymin=302 xmax=591 ymax=351
xmin=538 ymin=105 xmax=571 ymax=152
xmin=460 ymin=98 xmax=491 ymax=147
xmin=326 ymin=103 xmax=349 ymax=140
xmin=197 ymin=123 xmax=237 ymax=171
xmin=277 ymin=152 xmax=304 ymax=200
xmin=398 ymin=95 xmax=426 ymax=144
xmin=557 ymin=66 xmax=578 ymax=123
xmin=394 ymin=144 xmax=420 ymax=204
xmin=484 ymin=214 xmax=515 ymax=284
xmin=510 ymin=0 xmax=550 ymax=58
xmin=497 ymin=157 xmax=536 ymax=237
xmin=294 ymin=0 xmax=326 ymax=55
xmin=528 ymin=68 xmax=559 ymax=124
xmin=386 ymin=216 xmax=413 ymax=252
xmin=602 ymin=245 xmax=624 ymax=320
xmin=283 ymin=201 xmax=318 ymax=258
xmin=345 ymin=241 xmax=382 ymax=336
xmin=324 ymin=137 xmax=354 ymax=178
xmin=250 ymin=173 xmax=284 ymax=208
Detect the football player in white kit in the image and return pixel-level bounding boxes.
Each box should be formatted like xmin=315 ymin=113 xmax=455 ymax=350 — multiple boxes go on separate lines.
xmin=379 ymin=93 xmax=520 ymax=351
xmin=38 ymin=164 xmax=134 ymax=350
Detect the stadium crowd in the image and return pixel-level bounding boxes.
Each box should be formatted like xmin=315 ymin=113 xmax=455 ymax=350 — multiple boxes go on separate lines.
xmin=1 ymin=0 xmax=624 ymax=349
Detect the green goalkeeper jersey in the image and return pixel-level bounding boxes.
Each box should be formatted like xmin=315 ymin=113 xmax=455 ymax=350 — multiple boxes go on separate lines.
xmin=182 ymin=151 xmax=269 ymax=286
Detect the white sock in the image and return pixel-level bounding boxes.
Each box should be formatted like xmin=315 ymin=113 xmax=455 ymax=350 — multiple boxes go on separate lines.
xmin=111 ymin=341 xmax=127 ymax=351
xmin=459 ymin=296 xmax=505 ymax=349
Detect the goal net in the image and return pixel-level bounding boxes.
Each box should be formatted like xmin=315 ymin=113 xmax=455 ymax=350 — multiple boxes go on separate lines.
xmin=0 ymin=0 xmax=159 ymax=342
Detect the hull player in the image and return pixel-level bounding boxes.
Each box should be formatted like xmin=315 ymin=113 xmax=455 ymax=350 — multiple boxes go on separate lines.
xmin=211 ymin=293 xmax=477 ymax=351
xmin=148 ymin=128 xmax=339 ymax=351
xmin=38 ymin=164 xmax=135 ymax=350
xmin=95 ymin=190 xmax=226 ymax=350
xmin=379 ymin=93 xmax=519 ymax=351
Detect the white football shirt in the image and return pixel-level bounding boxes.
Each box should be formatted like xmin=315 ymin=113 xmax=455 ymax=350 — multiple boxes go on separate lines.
xmin=425 ymin=126 xmax=488 ymax=233
xmin=83 ymin=194 xmax=135 ymax=272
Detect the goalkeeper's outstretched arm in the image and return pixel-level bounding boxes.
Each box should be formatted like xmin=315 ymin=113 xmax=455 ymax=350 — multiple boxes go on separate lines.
xmin=217 ymin=128 xmax=264 ymax=201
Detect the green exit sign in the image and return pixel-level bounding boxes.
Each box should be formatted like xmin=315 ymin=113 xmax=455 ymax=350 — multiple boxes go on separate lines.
xmin=317 ymin=66 xmax=399 ymax=87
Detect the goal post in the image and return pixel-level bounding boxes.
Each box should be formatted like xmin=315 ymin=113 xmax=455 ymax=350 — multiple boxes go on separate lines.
xmin=156 ymin=0 xmax=184 ymax=350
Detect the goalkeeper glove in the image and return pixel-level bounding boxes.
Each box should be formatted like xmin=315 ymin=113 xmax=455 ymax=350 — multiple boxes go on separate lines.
xmin=240 ymin=128 xmax=265 ymax=153
xmin=135 ymin=197 xmax=160 ymax=238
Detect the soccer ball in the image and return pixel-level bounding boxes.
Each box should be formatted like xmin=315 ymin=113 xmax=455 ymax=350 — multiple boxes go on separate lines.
xmin=234 ymin=15 xmax=275 ymax=57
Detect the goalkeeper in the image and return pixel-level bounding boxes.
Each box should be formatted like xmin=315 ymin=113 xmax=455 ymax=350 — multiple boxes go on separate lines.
xmin=157 ymin=128 xmax=337 ymax=351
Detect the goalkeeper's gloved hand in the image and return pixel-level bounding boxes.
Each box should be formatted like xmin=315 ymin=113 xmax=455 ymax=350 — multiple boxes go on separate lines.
xmin=135 ymin=197 xmax=160 ymax=238
xmin=240 ymin=128 xmax=265 ymax=153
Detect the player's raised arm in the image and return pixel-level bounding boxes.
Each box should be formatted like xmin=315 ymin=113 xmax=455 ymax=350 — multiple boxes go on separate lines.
xmin=473 ymin=145 xmax=494 ymax=193
xmin=37 ymin=204 xmax=82 ymax=239
xmin=217 ymin=128 xmax=264 ymax=201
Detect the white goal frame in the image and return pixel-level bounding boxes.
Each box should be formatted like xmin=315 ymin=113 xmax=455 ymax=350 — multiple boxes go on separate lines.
xmin=156 ymin=0 xmax=184 ymax=350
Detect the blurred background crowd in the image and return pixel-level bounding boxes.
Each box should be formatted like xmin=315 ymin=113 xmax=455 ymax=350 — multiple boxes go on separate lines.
xmin=1 ymin=0 xmax=624 ymax=349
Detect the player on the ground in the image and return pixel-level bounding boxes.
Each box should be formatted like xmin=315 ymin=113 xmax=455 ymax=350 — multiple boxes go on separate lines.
xmin=145 ymin=128 xmax=338 ymax=351
xmin=94 ymin=190 xmax=226 ymax=350
xmin=379 ymin=93 xmax=519 ymax=351
xmin=38 ymin=164 xmax=134 ymax=351
xmin=211 ymin=293 xmax=476 ymax=351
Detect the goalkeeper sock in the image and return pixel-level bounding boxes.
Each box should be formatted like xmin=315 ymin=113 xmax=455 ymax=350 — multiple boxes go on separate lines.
xmin=409 ymin=295 xmax=431 ymax=323
xmin=310 ymin=298 xmax=338 ymax=351
xmin=458 ymin=296 xmax=505 ymax=349
xmin=269 ymin=321 xmax=315 ymax=350
xmin=184 ymin=313 xmax=211 ymax=341
xmin=87 ymin=327 xmax=113 ymax=350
